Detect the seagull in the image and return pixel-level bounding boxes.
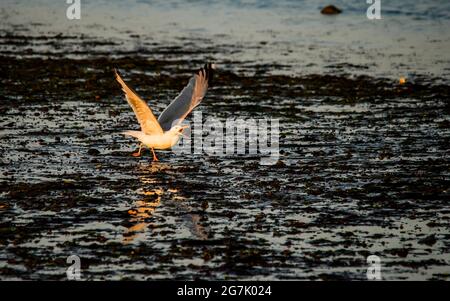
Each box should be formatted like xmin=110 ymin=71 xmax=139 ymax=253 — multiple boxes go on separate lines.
xmin=115 ymin=63 xmax=215 ymax=161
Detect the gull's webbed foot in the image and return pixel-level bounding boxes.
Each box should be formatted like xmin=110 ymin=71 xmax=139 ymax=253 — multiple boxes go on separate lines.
xmin=132 ymin=143 xmax=143 ymax=157
xmin=151 ymin=148 xmax=159 ymax=161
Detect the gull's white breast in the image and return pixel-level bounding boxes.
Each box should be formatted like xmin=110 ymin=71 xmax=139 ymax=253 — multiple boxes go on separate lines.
xmin=140 ymin=133 xmax=181 ymax=150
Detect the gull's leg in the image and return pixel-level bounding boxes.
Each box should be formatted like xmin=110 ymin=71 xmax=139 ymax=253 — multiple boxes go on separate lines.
xmin=151 ymin=148 xmax=159 ymax=161
xmin=132 ymin=143 xmax=143 ymax=157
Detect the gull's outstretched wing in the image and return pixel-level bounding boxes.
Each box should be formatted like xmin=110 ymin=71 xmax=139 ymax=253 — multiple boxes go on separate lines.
xmin=115 ymin=70 xmax=163 ymax=135
xmin=158 ymin=63 xmax=215 ymax=131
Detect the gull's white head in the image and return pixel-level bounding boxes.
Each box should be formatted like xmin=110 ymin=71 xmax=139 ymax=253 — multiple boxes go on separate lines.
xmin=168 ymin=125 xmax=189 ymax=136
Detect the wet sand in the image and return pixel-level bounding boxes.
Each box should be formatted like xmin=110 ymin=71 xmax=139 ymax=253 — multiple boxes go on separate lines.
xmin=1 ymin=53 xmax=449 ymax=280
xmin=1 ymin=0 xmax=450 ymax=280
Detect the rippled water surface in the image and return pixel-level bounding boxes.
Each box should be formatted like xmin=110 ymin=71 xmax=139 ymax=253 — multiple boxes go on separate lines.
xmin=0 ymin=0 xmax=449 ymax=280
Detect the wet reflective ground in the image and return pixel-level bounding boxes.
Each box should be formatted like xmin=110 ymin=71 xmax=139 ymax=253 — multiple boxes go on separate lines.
xmin=1 ymin=0 xmax=450 ymax=280
xmin=1 ymin=56 xmax=449 ymax=280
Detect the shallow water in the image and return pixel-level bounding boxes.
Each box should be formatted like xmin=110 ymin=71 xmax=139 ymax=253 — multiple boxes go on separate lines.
xmin=1 ymin=1 xmax=450 ymax=280
xmin=1 ymin=0 xmax=450 ymax=80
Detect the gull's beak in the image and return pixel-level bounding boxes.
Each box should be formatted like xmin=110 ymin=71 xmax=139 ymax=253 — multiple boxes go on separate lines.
xmin=180 ymin=125 xmax=190 ymax=138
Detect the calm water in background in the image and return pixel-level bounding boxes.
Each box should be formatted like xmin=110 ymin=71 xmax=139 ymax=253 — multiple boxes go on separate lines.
xmin=1 ymin=0 xmax=450 ymax=80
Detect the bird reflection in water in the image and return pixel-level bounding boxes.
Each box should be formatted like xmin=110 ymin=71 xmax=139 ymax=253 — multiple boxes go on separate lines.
xmin=122 ymin=188 xmax=163 ymax=244
xmin=123 ymin=163 xmax=209 ymax=243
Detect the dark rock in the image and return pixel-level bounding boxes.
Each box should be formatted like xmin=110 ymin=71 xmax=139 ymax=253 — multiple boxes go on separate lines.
xmin=389 ymin=248 xmax=409 ymax=258
xmin=201 ymin=200 xmax=209 ymax=211
xmin=87 ymin=148 xmax=100 ymax=156
xmin=321 ymin=5 xmax=342 ymax=15
xmin=418 ymin=234 xmax=437 ymax=246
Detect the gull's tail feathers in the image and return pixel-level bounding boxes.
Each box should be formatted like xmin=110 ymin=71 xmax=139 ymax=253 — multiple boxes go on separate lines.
xmin=122 ymin=130 xmax=145 ymax=140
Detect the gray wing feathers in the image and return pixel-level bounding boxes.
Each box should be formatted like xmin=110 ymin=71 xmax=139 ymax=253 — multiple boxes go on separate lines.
xmin=158 ymin=63 xmax=214 ymax=131
xmin=158 ymin=77 xmax=196 ymax=131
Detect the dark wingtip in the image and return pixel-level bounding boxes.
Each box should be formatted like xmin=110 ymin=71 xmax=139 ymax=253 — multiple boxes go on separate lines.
xmin=114 ymin=67 xmax=120 ymax=78
xmin=199 ymin=62 xmax=215 ymax=86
